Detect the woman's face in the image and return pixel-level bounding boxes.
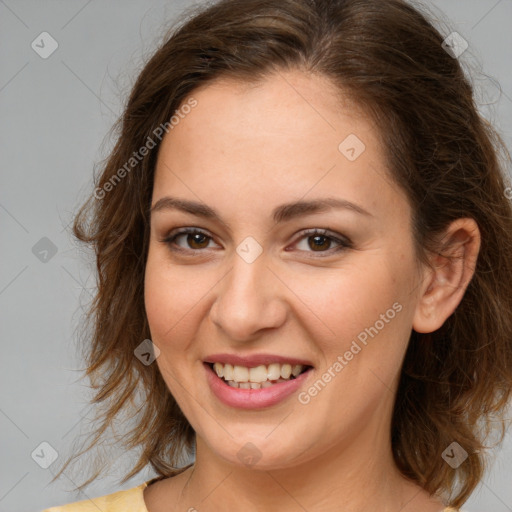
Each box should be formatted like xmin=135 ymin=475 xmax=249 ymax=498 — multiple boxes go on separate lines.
xmin=144 ymin=70 xmax=426 ymax=470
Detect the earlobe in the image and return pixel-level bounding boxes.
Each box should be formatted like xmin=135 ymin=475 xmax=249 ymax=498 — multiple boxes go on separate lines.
xmin=412 ymin=218 xmax=481 ymax=334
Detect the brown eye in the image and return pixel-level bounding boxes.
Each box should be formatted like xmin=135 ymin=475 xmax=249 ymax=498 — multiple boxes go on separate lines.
xmin=162 ymin=228 xmax=216 ymax=252
xmin=293 ymin=228 xmax=352 ymax=256
xmin=307 ymin=234 xmax=332 ymax=251
xmin=185 ymin=232 xmax=210 ymax=249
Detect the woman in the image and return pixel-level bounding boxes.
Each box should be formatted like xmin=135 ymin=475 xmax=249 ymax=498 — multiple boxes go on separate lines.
xmin=43 ymin=0 xmax=512 ymax=510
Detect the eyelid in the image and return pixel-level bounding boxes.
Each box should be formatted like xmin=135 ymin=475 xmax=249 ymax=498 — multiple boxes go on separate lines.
xmin=291 ymin=227 xmax=349 ymax=243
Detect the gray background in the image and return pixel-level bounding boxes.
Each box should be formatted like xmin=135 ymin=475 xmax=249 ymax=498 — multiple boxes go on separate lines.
xmin=0 ymin=1 xmax=511 ymax=511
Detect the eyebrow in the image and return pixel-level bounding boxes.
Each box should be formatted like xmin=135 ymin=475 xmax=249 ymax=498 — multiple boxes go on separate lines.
xmin=149 ymin=196 xmax=373 ymax=226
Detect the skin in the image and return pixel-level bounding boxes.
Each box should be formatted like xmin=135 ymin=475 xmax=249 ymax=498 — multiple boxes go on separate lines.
xmin=143 ymin=69 xmax=480 ymax=512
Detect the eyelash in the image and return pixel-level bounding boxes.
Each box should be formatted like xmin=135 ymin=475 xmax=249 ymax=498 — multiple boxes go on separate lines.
xmin=160 ymin=227 xmax=352 ymax=257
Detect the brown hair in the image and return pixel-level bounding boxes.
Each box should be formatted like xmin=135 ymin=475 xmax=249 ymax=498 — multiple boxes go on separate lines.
xmin=53 ymin=0 xmax=512 ymax=508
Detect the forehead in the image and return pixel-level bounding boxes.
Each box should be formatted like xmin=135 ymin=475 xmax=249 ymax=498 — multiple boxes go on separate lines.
xmin=167 ymin=70 xmax=368 ymax=149
xmin=153 ymin=70 xmax=407 ymax=225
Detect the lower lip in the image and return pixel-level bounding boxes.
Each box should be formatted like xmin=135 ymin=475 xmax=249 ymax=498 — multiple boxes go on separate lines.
xmin=204 ymin=363 xmax=313 ymax=409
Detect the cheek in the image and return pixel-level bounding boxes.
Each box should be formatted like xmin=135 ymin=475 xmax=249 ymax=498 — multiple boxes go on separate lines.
xmin=144 ymin=248 xmax=226 ymax=364
xmin=144 ymin=251 xmax=201 ymax=345
xmin=296 ymin=257 xmax=415 ymax=403
xmin=143 ymin=253 xmax=207 ymax=404
xmin=292 ymin=258 xmax=406 ymax=345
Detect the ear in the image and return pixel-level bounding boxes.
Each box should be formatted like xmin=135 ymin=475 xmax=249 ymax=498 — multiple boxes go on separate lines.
xmin=413 ymin=218 xmax=481 ymax=334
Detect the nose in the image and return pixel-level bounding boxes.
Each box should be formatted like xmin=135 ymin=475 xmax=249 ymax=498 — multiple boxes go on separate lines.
xmin=209 ymin=250 xmax=288 ymax=342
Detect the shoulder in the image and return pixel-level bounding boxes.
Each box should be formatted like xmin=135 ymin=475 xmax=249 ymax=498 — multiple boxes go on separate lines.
xmin=41 ymin=479 xmax=157 ymax=512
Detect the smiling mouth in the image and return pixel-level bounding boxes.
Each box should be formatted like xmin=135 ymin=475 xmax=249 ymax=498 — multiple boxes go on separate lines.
xmin=207 ymin=362 xmax=313 ymax=389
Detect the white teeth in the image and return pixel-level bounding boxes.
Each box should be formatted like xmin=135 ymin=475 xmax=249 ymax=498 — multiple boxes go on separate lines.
xmin=249 ymin=365 xmax=268 ymax=383
xmin=223 ymin=363 xmax=234 ymax=381
xmin=267 ymin=363 xmax=281 ymax=381
xmin=292 ymin=364 xmax=303 ymax=377
xmin=233 ymin=365 xmax=249 ymax=382
xmin=280 ymin=363 xmax=292 ymax=379
xmin=211 ymin=361 xmax=309 ymax=387
xmin=213 ymin=362 xmax=223 ymax=378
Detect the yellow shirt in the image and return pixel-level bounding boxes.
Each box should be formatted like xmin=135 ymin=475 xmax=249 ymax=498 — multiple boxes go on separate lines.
xmin=42 ymin=479 xmax=459 ymax=511
xmin=41 ymin=478 xmax=159 ymax=512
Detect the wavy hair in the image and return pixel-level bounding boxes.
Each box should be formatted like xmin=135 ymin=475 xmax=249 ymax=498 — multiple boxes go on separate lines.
xmin=53 ymin=0 xmax=512 ymax=508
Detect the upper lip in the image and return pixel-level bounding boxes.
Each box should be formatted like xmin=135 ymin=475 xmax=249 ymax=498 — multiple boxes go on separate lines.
xmin=203 ymin=353 xmax=314 ymax=368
